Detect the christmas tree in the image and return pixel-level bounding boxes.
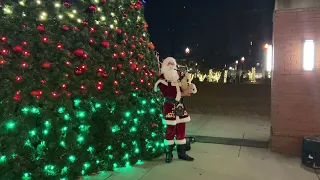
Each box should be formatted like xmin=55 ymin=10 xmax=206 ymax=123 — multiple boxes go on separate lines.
xmin=0 ymin=0 xmax=164 ymax=179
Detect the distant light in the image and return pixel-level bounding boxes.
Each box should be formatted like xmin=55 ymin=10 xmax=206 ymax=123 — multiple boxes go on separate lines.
xmin=266 ymin=45 xmax=272 ymax=72
xmin=241 ymin=57 xmax=245 ymax=61
xmin=235 ymin=60 xmax=238 ymax=64
xmin=264 ymin=44 xmax=269 ymax=49
xmin=303 ymin=40 xmax=315 ymax=71
xmin=185 ymin=47 xmax=190 ymax=54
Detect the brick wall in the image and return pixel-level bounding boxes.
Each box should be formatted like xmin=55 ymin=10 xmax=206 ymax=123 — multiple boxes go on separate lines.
xmin=272 ymin=9 xmax=320 ymax=155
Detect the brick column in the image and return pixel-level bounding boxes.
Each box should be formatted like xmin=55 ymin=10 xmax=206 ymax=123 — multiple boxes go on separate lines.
xmin=272 ymin=0 xmax=320 ymax=155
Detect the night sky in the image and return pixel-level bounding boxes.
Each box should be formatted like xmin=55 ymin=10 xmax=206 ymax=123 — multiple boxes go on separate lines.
xmin=144 ymin=0 xmax=275 ymax=68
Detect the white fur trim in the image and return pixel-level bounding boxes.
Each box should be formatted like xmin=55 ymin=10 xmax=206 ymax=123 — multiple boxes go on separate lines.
xmin=176 ymin=116 xmax=191 ymax=124
xmin=175 ymin=85 xmax=181 ymax=101
xmin=165 ymin=120 xmax=177 ymax=126
xmin=154 ymin=79 xmax=168 ymax=92
xmin=164 ymin=116 xmax=191 ymax=125
xmin=176 ymin=138 xmax=186 ymax=145
xmin=165 ymin=139 xmax=175 ymax=145
xmin=191 ymin=83 xmax=197 ymax=94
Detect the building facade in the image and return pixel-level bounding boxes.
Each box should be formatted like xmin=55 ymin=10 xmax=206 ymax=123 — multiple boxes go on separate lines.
xmin=272 ymin=0 xmax=320 ymax=155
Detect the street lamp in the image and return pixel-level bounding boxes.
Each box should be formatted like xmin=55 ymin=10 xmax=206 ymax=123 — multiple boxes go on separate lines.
xmin=241 ymin=57 xmax=245 ymax=62
xmin=185 ymin=47 xmax=190 ymax=55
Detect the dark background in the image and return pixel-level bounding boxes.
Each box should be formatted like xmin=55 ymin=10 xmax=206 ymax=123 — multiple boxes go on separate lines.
xmin=144 ymin=0 xmax=275 ymax=68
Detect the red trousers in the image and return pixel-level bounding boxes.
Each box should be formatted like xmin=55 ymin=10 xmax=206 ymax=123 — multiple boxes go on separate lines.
xmin=165 ymin=123 xmax=186 ymax=145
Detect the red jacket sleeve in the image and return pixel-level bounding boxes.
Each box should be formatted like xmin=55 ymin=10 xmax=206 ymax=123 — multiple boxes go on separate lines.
xmin=158 ymin=83 xmax=166 ymax=96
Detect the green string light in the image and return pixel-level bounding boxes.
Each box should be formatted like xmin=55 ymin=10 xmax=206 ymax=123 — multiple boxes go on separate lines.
xmin=0 ymin=1 xmax=165 ymax=179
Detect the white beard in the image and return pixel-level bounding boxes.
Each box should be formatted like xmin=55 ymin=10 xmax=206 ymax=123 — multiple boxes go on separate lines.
xmin=162 ymin=66 xmax=179 ymax=82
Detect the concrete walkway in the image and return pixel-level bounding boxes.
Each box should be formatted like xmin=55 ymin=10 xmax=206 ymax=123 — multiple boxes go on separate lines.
xmin=86 ymin=143 xmax=319 ymax=180
xmin=187 ymin=114 xmax=270 ymax=147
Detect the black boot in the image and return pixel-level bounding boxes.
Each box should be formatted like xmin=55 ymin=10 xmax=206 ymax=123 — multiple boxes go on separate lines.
xmin=165 ymin=145 xmax=174 ymax=163
xmin=177 ymin=144 xmax=194 ymax=161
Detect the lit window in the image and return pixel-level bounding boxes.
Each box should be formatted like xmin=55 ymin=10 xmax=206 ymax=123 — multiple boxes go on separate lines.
xmin=266 ymin=45 xmax=272 ymax=72
xmin=303 ymin=40 xmax=315 ymax=71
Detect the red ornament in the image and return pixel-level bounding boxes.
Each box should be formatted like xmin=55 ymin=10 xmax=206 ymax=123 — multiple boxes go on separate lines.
xmin=13 ymin=45 xmax=23 ymax=53
xmin=90 ymin=27 xmax=95 ymax=33
xmin=130 ymin=44 xmax=136 ymax=49
xmin=121 ymin=71 xmax=125 ymax=75
xmin=101 ymin=0 xmax=107 ymax=3
xmin=117 ymin=64 xmax=123 ymax=69
xmin=120 ymin=51 xmax=126 ymax=57
xmin=138 ymin=54 xmax=144 ymax=59
xmin=123 ymin=13 xmax=128 ymax=17
xmin=22 ymin=41 xmax=27 ymax=46
xmin=116 ymin=27 xmax=122 ymax=34
xmin=114 ymin=81 xmax=119 ymax=85
xmin=81 ymin=64 xmax=87 ymax=70
xmin=42 ymin=62 xmax=51 ymax=69
xmin=89 ymin=5 xmax=97 ymax=12
xmin=104 ymin=30 xmax=109 ymax=35
xmin=31 ymin=90 xmax=43 ymax=96
xmin=74 ymin=67 xmax=83 ymax=75
xmin=74 ymin=49 xmax=84 ymax=57
xmin=14 ymin=94 xmax=21 ymax=101
xmin=148 ymin=82 xmax=152 ymax=86
xmin=63 ymin=2 xmax=71 ymax=8
xmin=66 ymin=61 xmax=71 ymax=66
xmin=89 ymin=39 xmax=95 ymax=44
xmin=74 ymin=27 xmax=79 ymax=31
xmin=1 ymin=36 xmax=6 ymax=42
xmin=61 ymin=25 xmax=69 ymax=31
xmin=15 ymin=76 xmax=22 ymax=82
xmin=152 ymin=123 xmax=157 ymax=127
xmin=0 ymin=59 xmax=5 ymax=64
xmin=52 ymin=92 xmax=59 ymax=98
xmin=23 ymin=51 xmax=30 ymax=56
xmin=42 ymin=37 xmax=48 ymax=43
xmin=21 ymin=62 xmax=28 ymax=68
xmin=41 ymin=79 xmax=46 ymax=84
xmin=114 ymin=44 xmax=119 ymax=48
xmin=83 ymin=54 xmax=88 ymax=58
xmin=57 ymin=43 xmax=63 ymax=49
xmin=37 ymin=25 xmax=45 ymax=32
xmin=130 ymin=81 xmax=135 ymax=85
xmin=101 ymin=41 xmax=110 ymax=48
xmin=134 ymin=2 xmax=142 ymax=8
xmin=101 ymin=72 xmax=108 ymax=78
xmin=62 ymin=84 xmax=67 ymax=88
xmin=82 ymin=21 xmax=89 ymax=26
xmin=112 ymin=53 xmax=118 ymax=58
xmin=131 ymin=64 xmax=137 ymax=70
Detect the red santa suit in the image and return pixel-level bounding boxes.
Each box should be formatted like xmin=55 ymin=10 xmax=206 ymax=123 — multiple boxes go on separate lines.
xmin=154 ymin=74 xmax=190 ymax=146
xmin=154 ymin=57 xmax=194 ymax=163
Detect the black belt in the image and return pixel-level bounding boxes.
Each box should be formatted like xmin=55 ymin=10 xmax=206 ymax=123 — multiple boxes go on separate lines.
xmin=165 ymin=98 xmax=184 ymax=104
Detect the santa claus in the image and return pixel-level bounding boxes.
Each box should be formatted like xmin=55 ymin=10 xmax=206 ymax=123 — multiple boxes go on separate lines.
xmin=154 ymin=57 xmax=195 ymax=163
